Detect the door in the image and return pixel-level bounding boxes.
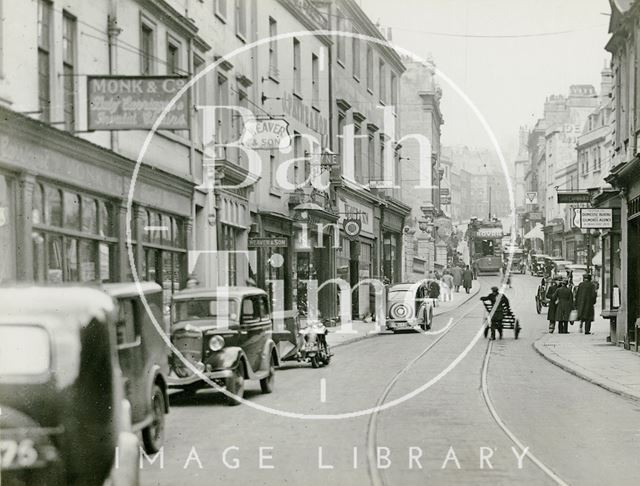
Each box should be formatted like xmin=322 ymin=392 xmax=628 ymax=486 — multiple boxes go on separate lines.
xmin=240 ymin=295 xmax=270 ymax=372
xmin=115 ymin=298 xmax=145 ymax=424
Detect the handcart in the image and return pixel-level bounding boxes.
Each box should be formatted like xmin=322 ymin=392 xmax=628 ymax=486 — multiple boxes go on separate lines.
xmin=481 ymin=297 xmax=521 ymax=339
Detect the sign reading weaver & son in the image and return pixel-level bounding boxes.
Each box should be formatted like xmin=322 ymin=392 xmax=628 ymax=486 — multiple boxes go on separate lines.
xmin=87 ymin=76 xmax=189 ymax=130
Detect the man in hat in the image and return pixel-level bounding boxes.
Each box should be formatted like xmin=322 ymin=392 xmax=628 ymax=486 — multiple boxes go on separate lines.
xmin=575 ymin=274 xmax=598 ymax=334
xmin=480 ymin=286 xmax=510 ymax=340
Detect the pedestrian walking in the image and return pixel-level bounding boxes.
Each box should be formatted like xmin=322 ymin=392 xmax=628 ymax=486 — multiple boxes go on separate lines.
xmin=553 ymin=279 xmax=574 ymax=334
xmin=546 ymin=278 xmax=559 ymax=333
xmin=451 ymin=265 xmax=463 ymax=292
xmin=441 ymin=272 xmax=454 ymax=302
xmin=462 ymin=265 xmax=474 ymax=294
xmin=428 ymin=275 xmax=440 ymax=307
xmin=575 ymin=274 xmax=598 ymax=334
xmin=480 ymin=286 xmax=509 ymax=340
xmin=472 ymin=261 xmax=479 ymax=279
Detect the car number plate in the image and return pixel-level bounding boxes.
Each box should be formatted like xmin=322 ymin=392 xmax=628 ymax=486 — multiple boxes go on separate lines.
xmin=0 ymin=439 xmax=43 ymax=470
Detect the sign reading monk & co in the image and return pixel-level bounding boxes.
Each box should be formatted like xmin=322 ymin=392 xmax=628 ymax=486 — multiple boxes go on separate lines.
xmin=87 ymin=76 xmax=189 ymax=130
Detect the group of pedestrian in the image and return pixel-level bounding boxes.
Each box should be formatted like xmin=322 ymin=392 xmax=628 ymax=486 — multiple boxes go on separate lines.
xmin=547 ymin=274 xmax=598 ymax=334
xmin=440 ymin=264 xmax=474 ymax=298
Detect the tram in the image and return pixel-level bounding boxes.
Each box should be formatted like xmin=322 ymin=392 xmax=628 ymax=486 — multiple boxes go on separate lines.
xmin=466 ymin=217 xmax=503 ymax=275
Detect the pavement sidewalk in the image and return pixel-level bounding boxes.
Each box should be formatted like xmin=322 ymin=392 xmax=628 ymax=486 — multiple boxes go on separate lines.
xmin=327 ymin=281 xmax=481 ymax=348
xmin=534 ymin=317 xmax=640 ymax=402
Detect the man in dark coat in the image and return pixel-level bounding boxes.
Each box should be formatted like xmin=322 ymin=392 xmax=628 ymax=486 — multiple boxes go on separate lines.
xmin=546 ymin=278 xmax=560 ymax=333
xmin=451 ymin=265 xmax=463 ymax=292
xmin=575 ymin=274 xmax=598 ymax=334
xmin=480 ymin=286 xmax=510 ymax=340
xmin=462 ymin=265 xmax=474 ymax=293
xmin=553 ymin=280 xmax=574 ymax=334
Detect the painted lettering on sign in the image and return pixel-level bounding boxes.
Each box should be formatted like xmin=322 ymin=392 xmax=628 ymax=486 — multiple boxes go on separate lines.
xmin=87 ymin=76 xmax=189 ymax=130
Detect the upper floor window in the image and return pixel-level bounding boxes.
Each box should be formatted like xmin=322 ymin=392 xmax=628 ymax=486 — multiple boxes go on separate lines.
xmin=268 ymin=17 xmax=278 ymax=77
xmin=366 ymin=47 xmax=373 ymax=92
xmin=293 ymin=38 xmax=301 ymax=96
xmin=140 ymin=21 xmax=155 ymax=75
xmin=336 ymin=11 xmax=346 ymax=65
xmin=37 ymin=0 xmax=52 ymax=122
xmin=215 ymin=0 xmax=227 ymax=21
xmin=378 ymin=60 xmax=386 ymax=103
xmin=167 ymin=38 xmax=180 ymax=74
xmin=390 ymin=72 xmax=398 ymax=109
xmin=235 ymin=0 xmax=247 ymax=40
xmin=352 ymin=35 xmax=360 ymax=80
xmin=312 ymin=53 xmax=319 ymax=107
xmin=62 ymin=12 xmax=76 ymax=131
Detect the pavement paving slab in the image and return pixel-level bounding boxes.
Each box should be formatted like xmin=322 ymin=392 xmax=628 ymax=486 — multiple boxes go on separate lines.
xmin=533 ymin=317 xmax=640 ymax=402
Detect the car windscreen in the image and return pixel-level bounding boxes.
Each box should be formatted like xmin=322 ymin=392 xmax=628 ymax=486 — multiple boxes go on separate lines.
xmin=0 ymin=325 xmax=50 ymax=376
xmin=175 ymin=299 xmax=238 ymax=323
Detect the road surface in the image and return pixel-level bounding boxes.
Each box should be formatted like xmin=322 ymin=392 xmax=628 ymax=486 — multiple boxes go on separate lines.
xmin=141 ymin=274 xmax=640 ymax=485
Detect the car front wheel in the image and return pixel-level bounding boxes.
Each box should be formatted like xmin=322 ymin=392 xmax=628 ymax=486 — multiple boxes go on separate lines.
xmin=225 ymin=361 xmax=245 ymax=406
xmin=142 ymin=384 xmax=165 ymax=453
xmin=260 ymin=355 xmax=276 ymax=394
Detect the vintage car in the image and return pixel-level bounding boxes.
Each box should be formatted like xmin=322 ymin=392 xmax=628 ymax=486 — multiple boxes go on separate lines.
xmin=503 ymin=247 xmax=526 ymax=273
xmin=530 ymin=254 xmax=551 ymax=277
xmin=386 ymin=282 xmax=434 ymax=332
xmin=168 ymin=287 xmax=279 ymax=405
xmin=103 ymin=282 xmax=170 ymax=453
xmin=0 ymin=286 xmax=139 ymax=486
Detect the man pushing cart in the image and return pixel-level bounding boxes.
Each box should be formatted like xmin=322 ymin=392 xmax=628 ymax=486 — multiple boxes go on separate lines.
xmin=480 ymin=286 xmax=521 ymax=340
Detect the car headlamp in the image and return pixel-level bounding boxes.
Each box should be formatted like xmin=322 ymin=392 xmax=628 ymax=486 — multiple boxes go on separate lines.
xmin=208 ymin=335 xmax=225 ymax=352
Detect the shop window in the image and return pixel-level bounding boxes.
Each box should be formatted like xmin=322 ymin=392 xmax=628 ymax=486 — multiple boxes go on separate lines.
xmin=99 ymin=200 xmax=114 ymax=237
xmin=81 ymin=197 xmax=97 ymax=234
xmin=99 ymin=243 xmax=113 ymax=282
xmin=146 ymin=248 xmax=157 ymax=282
xmin=79 ymin=240 xmax=96 ymax=281
xmin=47 ymin=235 xmax=63 ymax=282
xmin=32 ymin=184 xmax=44 ymax=225
xmin=65 ymin=238 xmax=78 ymax=281
xmin=32 ymin=232 xmax=45 ymax=282
xmin=45 ymin=186 xmax=62 ymax=227
xmin=63 ymin=192 xmax=80 ymax=230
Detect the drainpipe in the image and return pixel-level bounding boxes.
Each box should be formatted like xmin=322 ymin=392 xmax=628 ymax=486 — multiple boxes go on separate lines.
xmin=107 ymin=0 xmax=121 ymax=152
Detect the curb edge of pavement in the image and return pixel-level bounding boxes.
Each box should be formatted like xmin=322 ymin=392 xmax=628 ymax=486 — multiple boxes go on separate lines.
xmin=532 ymin=337 xmax=640 ymax=403
xmin=331 ymin=282 xmax=482 ymax=349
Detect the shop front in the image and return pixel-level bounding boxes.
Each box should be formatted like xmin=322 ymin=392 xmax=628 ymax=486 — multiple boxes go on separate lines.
xmin=607 ymin=160 xmax=640 ymax=350
xmin=0 ymin=107 xmax=193 ymax=301
xmin=336 ymin=194 xmax=377 ymax=319
xmin=382 ymin=201 xmax=409 ymax=284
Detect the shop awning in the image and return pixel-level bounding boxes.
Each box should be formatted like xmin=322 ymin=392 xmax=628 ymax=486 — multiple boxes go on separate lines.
xmin=592 ymin=250 xmax=602 ymax=267
xmin=523 ymin=223 xmax=544 ymax=240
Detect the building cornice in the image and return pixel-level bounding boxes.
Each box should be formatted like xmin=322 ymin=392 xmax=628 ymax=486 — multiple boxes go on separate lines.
xmin=277 ymin=0 xmax=333 ymax=46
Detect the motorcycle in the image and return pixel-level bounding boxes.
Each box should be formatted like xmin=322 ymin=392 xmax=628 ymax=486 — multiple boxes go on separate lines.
xmin=297 ymin=320 xmax=332 ymax=368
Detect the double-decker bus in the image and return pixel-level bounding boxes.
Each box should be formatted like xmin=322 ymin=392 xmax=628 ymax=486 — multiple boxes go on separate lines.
xmin=466 ymin=218 xmax=503 ymax=275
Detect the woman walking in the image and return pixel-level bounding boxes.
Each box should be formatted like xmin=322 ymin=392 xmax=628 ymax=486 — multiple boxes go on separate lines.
xmin=553 ymin=279 xmax=574 ymax=334
xmin=546 ymin=278 xmax=559 ymax=333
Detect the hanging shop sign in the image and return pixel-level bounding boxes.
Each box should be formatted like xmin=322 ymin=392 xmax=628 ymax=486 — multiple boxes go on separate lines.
xmin=557 ymin=191 xmax=590 ymax=204
xmin=573 ymin=208 xmax=613 ymax=229
xmin=343 ymin=218 xmax=362 ymax=238
xmin=241 ymin=118 xmax=291 ymax=150
xmin=248 ymin=237 xmax=288 ymax=248
xmin=87 ymin=76 xmax=189 ymax=130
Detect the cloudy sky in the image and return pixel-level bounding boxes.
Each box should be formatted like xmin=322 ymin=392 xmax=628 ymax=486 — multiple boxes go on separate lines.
xmin=360 ymin=0 xmax=611 ymax=161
